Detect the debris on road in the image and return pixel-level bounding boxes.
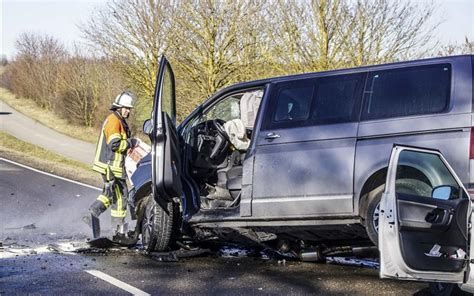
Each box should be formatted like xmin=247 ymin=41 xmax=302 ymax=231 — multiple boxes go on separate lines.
xmin=219 ymin=246 xmax=254 ymax=257
xmin=150 ymin=247 xmax=211 ymax=262
xmin=75 ymin=247 xmax=108 ymax=255
xmin=326 ymin=256 xmax=379 ymax=269
xmin=5 ymin=223 xmax=37 ymax=230
xmin=47 ymin=241 xmax=89 ymax=254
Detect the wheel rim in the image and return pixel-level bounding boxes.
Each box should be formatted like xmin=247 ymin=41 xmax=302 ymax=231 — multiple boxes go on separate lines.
xmin=142 ymin=203 xmax=155 ymax=247
xmin=372 ymin=202 xmax=380 ymax=233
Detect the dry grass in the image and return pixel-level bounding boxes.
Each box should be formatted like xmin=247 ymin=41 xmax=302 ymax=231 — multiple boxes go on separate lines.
xmin=0 ymin=131 xmax=102 ymax=187
xmin=0 ymin=87 xmax=98 ymax=143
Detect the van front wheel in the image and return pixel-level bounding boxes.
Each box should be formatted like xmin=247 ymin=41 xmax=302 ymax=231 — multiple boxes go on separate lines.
xmin=141 ymin=194 xmax=175 ymax=252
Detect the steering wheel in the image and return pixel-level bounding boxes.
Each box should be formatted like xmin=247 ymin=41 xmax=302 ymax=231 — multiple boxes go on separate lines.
xmin=209 ymin=119 xmax=230 ymax=160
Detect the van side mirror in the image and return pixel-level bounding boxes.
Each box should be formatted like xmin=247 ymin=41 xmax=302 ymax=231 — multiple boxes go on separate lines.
xmin=432 ymin=186 xmax=453 ymax=200
xmin=143 ymin=119 xmax=152 ymax=135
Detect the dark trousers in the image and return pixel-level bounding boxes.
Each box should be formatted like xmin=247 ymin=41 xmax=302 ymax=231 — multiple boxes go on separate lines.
xmin=89 ymin=173 xmax=128 ymax=225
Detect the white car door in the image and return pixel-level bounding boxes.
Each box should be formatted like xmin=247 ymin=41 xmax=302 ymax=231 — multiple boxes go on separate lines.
xmin=379 ymin=145 xmax=471 ymax=283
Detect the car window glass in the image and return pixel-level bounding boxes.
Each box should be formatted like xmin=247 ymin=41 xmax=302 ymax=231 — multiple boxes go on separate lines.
xmin=396 ymin=150 xmax=462 ymax=200
xmin=363 ymin=64 xmax=450 ymax=120
xmin=161 ymin=64 xmax=175 ymax=121
xmin=311 ymin=75 xmax=360 ymax=124
xmin=264 ymin=73 xmax=364 ymax=130
xmin=273 ymin=86 xmax=313 ymax=122
xmin=205 ymin=96 xmax=241 ymax=122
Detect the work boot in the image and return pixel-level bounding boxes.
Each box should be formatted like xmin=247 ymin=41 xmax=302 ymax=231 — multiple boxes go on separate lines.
xmin=112 ymin=224 xmax=138 ymax=246
xmin=112 ymin=232 xmax=138 ymax=246
xmin=82 ymin=213 xmax=101 ymax=238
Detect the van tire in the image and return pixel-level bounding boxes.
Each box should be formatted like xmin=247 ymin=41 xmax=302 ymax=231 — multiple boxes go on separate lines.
xmin=141 ymin=194 xmax=175 ymax=252
xmin=364 ymin=178 xmax=432 ymax=246
xmin=365 ymin=184 xmax=384 ymax=246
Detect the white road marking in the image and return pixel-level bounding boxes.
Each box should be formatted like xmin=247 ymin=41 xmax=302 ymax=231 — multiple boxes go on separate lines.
xmin=85 ymin=270 xmax=150 ymax=296
xmin=0 ymin=157 xmax=100 ymax=191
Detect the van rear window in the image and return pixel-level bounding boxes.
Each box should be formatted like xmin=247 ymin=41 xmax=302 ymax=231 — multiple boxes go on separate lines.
xmin=362 ymin=64 xmax=451 ymax=120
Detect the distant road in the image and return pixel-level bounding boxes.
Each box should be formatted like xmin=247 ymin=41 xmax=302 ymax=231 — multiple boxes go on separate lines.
xmin=0 ymin=99 xmax=95 ymax=164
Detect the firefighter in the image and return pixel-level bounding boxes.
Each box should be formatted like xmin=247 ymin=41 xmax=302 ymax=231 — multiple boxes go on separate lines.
xmin=83 ymin=91 xmax=138 ymax=239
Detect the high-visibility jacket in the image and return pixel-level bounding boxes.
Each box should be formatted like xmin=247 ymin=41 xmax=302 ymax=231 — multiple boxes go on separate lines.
xmin=92 ymin=111 xmax=131 ymax=179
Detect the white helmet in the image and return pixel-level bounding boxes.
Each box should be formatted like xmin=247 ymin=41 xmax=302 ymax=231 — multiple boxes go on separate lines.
xmin=111 ymin=91 xmax=135 ymax=109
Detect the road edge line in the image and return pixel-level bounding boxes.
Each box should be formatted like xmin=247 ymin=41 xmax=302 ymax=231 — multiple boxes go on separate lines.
xmin=0 ymin=157 xmax=100 ymax=191
xmin=85 ymin=269 xmax=150 ymax=296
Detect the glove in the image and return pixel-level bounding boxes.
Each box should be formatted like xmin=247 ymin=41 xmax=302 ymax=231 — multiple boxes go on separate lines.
xmin=128 ymin=138 xmax=138 ymax=148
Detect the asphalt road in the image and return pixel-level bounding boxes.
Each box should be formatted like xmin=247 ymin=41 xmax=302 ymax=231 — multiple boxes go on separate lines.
xmin=0 ymin=158 xmax=430 ymax=295
xmin=0 ymin=99 xmax=95 ymax=164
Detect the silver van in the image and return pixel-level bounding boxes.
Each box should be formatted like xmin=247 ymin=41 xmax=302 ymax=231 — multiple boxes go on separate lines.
xmin=130 ymin=54 xmax=474 ymax=254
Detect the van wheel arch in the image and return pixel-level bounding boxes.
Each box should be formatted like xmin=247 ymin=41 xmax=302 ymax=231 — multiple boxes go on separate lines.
xmin=359 ymin=168 xmax=387 ymax=224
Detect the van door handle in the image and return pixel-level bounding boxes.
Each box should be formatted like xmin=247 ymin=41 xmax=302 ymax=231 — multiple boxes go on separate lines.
xmin=264 ymin=132 xmax=281 ymax=140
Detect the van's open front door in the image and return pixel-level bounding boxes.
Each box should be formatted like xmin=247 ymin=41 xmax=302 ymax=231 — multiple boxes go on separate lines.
xmin=151 ymin=55 xmax=182 ymax=211
xmin=380 ymin=145 xmax=471 ymax=283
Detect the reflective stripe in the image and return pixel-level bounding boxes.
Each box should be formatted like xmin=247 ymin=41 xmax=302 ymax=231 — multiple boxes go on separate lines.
xmin=93 ymin=129 xmax=107 ymax=171
xmin=111 ymin=186 xmax=125 ymax=218
xmin=108 ymin=133 xmax=122 ymax=144
xmin=112 ymin=150 xmax=121 ymax=170
xmin=105 ymin=166 xmax=114 ymax=181
xmin=94 ymin=129 xmax=105 ymax=163
xmin=115 ymin=185 xmax=122 ymax=211
xmin=92 ymin=164 xmax=107 ymax=174
xmin=110 ymin=167 xmax=123 ymax=174
xmin=111 ymin=210 xmax=126 ymax=218
xmin=93 ymin=162 xmax=107 ymax=169
xmin=93 ymin=121 xmax=110 ymax=174
xmin=119 ymin=139 xmax=128 ymax=152
xmin=97 ymin=195 xmax=110 ymax=208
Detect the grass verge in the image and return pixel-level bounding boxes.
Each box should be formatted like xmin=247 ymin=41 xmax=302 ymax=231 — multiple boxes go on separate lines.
xmin=0 ymin=87 xmax=98 ymax=143
xmin=0 ymin=131 xmax=102 ymax=188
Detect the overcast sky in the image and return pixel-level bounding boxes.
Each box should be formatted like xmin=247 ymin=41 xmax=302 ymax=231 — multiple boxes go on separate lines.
xmin=1 ymin=0 xmax=473 ymax=59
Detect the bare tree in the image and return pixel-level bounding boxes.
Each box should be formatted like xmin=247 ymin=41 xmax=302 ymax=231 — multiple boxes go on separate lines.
xmin=170 ymin=0 xmax=267 ymax=117
xmin=269 ymin=0 xmax=438 ymax=73
xmin=57 ymin=48 xmax=124 ymax=127
xmin=81 ymin=0 xmax=440 ymax=121
xmin=271 ymin=0 xmax=357 ymax=73
xmin=83 ymin=0 xmax=268 ymax=120
xmin=7 ymin=33 xmax=66 ymax=109
xmin=82 ymin=0 xmax=177 ymax=121
xmin=344 ymin=0 xmax=437 ymax=66
xmin=438 ymin=37 xmax=474 ymax=56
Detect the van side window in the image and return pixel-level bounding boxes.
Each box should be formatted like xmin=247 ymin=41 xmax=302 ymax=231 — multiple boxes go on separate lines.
xmin=362 ymin=64 xmax=451 ymax=120
xmin=264 ymin=73 xmax=364 ymax=130
xmin=273 ymin=85 xmax=313 ymax=122
xmin=312 ymin=75 xmax=362 ymax=124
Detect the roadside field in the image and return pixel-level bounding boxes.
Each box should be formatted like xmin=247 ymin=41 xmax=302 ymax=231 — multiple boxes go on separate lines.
xmin=0 ymin=87 xmax=98 ymax=143
xmin=0 ymin=131 xmax=101 ymax=187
